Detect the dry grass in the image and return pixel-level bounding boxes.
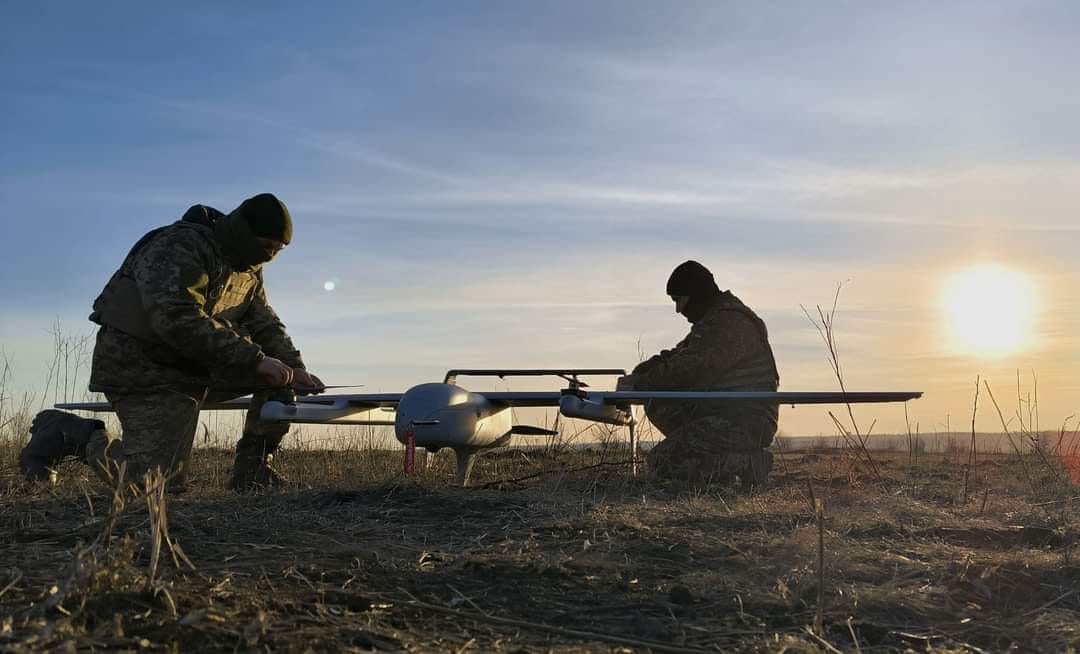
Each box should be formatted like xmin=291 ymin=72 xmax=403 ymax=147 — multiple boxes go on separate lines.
xmin=3 ymin=320 xmax=1079 ymax=651
xmin=2 ymin=434 xmax=1079 ymax=653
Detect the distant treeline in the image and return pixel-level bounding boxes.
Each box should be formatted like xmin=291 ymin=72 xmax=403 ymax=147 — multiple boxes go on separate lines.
xmin=775 ymin=431 xmax=1079 ymax=455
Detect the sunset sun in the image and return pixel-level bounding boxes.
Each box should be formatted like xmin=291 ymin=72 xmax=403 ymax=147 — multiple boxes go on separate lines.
xmin=943 ymin=264 xmax=1037 ymax=356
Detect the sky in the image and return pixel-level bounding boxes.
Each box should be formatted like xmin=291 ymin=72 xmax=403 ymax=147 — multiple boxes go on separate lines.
xmin=2 ymin=1 xmax=1079 ymax=438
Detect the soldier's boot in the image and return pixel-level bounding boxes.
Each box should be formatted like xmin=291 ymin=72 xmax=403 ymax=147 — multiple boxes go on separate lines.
xmin=228 ymin=389 xmax=293 ymax=493
xmin=228 ymin=432 xmax=288 ymax=493
xmin=649 ymin=444 xmax=773 ymax=489
xmin=645 ymin=437 xmax=680 ymax=479
xmin=19 ymin=410 xmax=107 ymax=482
xmin=698 ymin=449 xmax=773 ymax=489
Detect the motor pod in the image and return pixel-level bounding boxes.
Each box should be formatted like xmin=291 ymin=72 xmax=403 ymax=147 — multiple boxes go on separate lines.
xmin=559 ymin=394 xmax=633 ymax=426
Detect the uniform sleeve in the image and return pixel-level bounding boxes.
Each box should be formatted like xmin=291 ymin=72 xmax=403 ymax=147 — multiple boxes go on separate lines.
xmin=133 ymin=231 xmax=265 ymax=370
xmin=631 ymin=329 xmax=713 ymax=390
xmin=241 ymin=283 xmax=305 ymax=369
xmin=631 ymin=315 xmax=753 ymax=390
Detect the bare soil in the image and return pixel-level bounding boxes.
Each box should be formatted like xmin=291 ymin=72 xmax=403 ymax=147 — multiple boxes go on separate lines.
xmin=2 ymin=442 xmax=1079 ymax=653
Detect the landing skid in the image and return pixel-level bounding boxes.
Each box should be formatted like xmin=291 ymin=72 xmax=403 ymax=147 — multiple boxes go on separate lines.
xmin=453 ymin=448 xmax=477 ymax=486
xmin=439 ymin=433 xmax=513 ymax=486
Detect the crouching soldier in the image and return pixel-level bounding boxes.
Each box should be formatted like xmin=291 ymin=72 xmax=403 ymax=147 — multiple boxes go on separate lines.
xmin=20 ymin=193 xmax=324 ymax=492
xmin=618 ymin=261 xmax=779 ymax=487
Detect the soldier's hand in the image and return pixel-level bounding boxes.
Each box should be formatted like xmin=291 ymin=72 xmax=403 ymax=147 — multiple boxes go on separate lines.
xmin=256 ymin=356 xmax=294 ymax=388
xmin=292 ymin=369 xmax=326 ymax=395
xmin=616 ymin=374 xmax=637 ymax=391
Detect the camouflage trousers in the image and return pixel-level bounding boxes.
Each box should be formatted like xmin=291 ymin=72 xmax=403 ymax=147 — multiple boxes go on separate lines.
xmin=85 ymin=388 xmax=289 ymax=492
xmin=646 ymin=414 xmax=775 ymax=488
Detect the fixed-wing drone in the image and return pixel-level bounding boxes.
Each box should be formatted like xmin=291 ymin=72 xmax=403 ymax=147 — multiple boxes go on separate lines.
xmin=60 ymin=368 xmax=922 ymax=485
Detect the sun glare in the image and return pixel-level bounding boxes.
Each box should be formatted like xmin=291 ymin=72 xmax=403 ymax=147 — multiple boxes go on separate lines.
xmin=943 ymin=264 xmax=1037 ymax=356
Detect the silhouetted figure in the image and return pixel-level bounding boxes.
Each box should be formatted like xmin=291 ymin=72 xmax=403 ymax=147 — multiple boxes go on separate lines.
xmin=20 ymin=194 xmax=324 ymax=492
xmin=618 ymin=261 xmax=779 ymax=487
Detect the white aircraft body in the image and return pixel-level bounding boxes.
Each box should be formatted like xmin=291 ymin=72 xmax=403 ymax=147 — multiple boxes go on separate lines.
xmin=60 ymin=368 xmax=922 ymax=485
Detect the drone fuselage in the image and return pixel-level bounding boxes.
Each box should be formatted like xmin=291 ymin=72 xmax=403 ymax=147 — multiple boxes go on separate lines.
xmin=393 ymin=382 xmax=513 ymax=452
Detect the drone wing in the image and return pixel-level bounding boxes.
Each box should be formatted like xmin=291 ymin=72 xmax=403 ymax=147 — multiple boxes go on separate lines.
xmin=588 ymin=390 xmax=923 ymax=405
xmin=480 ymin=392 xmax=567 ymax=407
xmin=258 ymin=393 xmax=402 ymax=425
xmin=479 ymin=389 xmax=921 ymax=430
xmin=57 ymin=393 xmax=404 ymax=426
xmin=479 ymin=390 xmax=921 ymax=406
xmin=59 ymin=389 xmax=920 ymax=428
xmin=56 ymin=397 xmax=256 ymax=412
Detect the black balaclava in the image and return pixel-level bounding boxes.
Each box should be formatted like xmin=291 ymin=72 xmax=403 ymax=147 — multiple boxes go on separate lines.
xmin=666 ymin=260 xmax=722 ymax=323
xmin=216 ymin=193 xmax=292 ymax=270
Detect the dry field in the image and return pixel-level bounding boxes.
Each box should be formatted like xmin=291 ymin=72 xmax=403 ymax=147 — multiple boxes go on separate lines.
xmin=2 ymin=435 xmax=1080 ymax=654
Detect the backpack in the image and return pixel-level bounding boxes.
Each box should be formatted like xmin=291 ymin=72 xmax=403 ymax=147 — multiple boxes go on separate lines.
xmin=19 ymin=409 xmax=106 ymax=481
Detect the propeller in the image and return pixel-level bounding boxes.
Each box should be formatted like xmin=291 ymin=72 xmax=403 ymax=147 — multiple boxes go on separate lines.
xmin=557 ymin=373 xmax=588 ymax=391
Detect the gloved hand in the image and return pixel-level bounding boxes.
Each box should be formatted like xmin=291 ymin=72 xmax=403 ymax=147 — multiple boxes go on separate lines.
xmin=256 ymin=356 xmax=294 ymax=387
xmin=291 ymin=369 xmax=326 ymax=395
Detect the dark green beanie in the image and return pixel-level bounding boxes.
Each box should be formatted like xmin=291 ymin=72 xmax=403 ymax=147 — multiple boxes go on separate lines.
xmin=217 ymin=193 xmax=292 ymax=270
xmin=236 ymin=193 xmax=292 ymax=244
xmin=666 ymin=260 xmax=721 ymax=323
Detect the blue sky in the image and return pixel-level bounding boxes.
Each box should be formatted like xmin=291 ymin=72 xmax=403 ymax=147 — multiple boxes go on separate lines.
xmin=3 ymin=2 xmax=1079 ymax=436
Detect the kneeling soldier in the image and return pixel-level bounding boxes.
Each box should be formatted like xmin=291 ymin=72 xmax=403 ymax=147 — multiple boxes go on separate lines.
xmin=618 ymin=260 xmax=779 ymax=487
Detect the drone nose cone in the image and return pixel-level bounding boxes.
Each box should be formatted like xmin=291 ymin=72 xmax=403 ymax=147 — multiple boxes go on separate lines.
xmin=395 ymin=382 xmax=470 ymax=435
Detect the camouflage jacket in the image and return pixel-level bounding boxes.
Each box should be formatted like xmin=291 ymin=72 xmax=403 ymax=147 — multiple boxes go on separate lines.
xmin=632 ymin=291 xmax=779 ymax=435
xmin=88 ymin=205 xmax=304 ymax=393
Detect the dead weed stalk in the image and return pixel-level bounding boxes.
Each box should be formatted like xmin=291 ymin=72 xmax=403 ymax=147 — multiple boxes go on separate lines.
xmin=963 ymin=376 xmax=980 ymax=504
xmin=984 ymin=379 xmax=1067 ymax=495
xmin=16 ymin=464 xmax=196 ymax=642
xmin=802 ymin=284 xmax=882 ymax=483
xmin=805 ymin=481 xmax=826 ymax=637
